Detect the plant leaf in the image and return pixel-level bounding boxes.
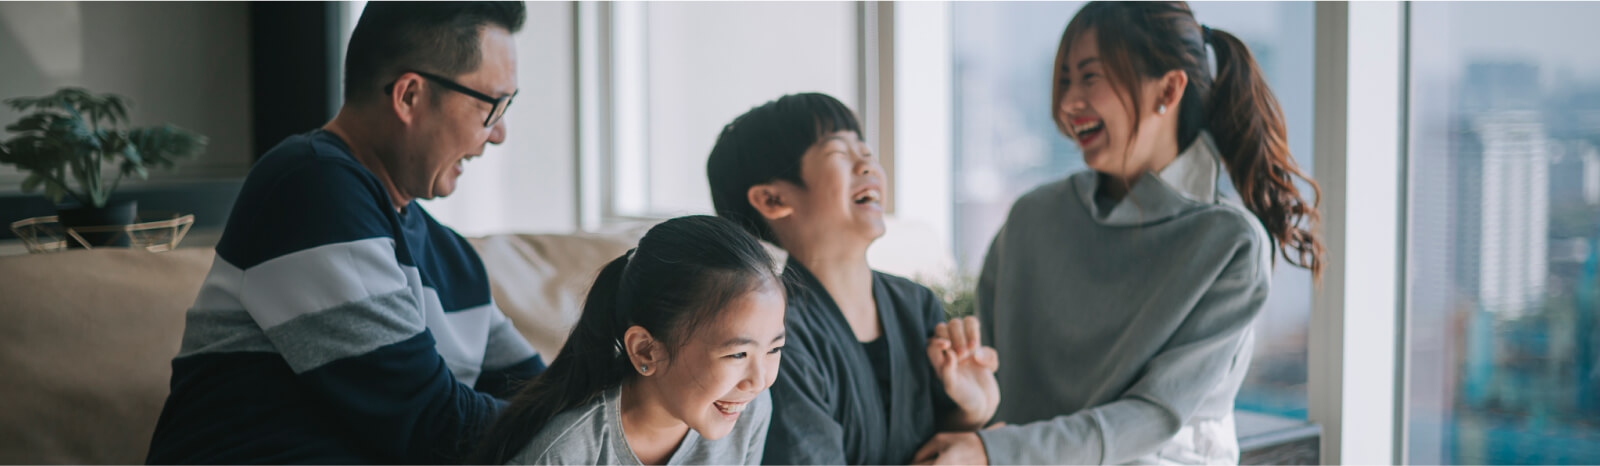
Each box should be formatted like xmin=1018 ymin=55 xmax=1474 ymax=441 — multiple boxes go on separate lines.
xmin=5 ymin=112 xmax=57 ymax=134
xmin=128 ymin=124 xmax=207 ymax=167
xmin=20 ymin=173 xmax=42 ymax=193
xmin=105 ymin=94 xmax=130 ymax=125
xmin=43 ymin=179 xmax=65 ymax=204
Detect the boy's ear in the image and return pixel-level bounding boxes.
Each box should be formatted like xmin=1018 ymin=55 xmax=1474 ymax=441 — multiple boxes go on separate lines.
xmin=747 ymin=183 xmax=796 ymax=221
xmin=623 ymin=326 xmax=664 ymax=376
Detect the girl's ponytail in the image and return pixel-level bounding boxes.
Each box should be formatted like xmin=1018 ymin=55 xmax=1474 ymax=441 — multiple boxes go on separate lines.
xmin=466 ymin=254 xmax=635 ymax=464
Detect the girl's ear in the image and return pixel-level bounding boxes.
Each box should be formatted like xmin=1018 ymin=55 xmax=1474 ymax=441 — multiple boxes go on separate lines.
xmin=623 ymin=325 xmax=664 ymax=376
xmin=747 ymin=183 xmax=796 ymax=221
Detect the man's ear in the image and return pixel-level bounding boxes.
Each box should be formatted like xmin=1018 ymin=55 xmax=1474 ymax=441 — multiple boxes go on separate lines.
xmin=623 ymin=325 xmax=664 ymax=376
xmin=747 ymin=183 xmax=796 ymax=221
xmin=389 ymin=73 xmax=426 ymax=126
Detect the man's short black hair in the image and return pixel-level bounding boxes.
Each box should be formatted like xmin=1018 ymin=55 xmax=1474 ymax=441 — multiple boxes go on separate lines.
xmin=344 ymin=1 xmax=526 ymax=104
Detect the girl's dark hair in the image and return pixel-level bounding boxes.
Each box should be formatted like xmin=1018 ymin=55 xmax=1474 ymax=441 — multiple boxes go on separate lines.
xmin=706 ymin=92 xmax=863 ymax=245
xmin=1054 ymin=1 xmax=1324 ymax=279
xmin=466 ymin=215 xmax=781 ymax=464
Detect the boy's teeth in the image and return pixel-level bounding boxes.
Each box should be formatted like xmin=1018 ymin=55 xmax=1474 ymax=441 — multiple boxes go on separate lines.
xmin=715 ymin=401 xmax=746 ymax=413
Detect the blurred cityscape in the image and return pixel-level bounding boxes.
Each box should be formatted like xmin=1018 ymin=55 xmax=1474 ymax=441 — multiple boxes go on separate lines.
xmin=1407 ymin=58 xmax=1600 ymax=464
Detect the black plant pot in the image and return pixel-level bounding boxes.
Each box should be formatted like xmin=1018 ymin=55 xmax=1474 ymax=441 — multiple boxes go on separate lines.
xmin=57 ymin=200 xmax=138 ymax=248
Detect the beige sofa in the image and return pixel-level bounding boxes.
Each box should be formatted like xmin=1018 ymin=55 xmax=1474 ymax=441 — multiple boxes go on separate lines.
xmin=0 ymin=224 xmax=1318 ymax=464
xmin=0 ymin=232 xmax=639 ymax=464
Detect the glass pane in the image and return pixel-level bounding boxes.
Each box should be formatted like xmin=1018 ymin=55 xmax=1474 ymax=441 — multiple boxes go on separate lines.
xmin=950 ymin=1 xmax=1316 ymax=419
xmin=1406 ymin=2 xmax=1600 ymax=464
xmin=611 ymin=1 xmax=859 ymax=218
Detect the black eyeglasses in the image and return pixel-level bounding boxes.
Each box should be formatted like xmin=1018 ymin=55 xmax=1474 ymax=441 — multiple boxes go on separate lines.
xmin=384 ymin=70 xmax=517 ymax=128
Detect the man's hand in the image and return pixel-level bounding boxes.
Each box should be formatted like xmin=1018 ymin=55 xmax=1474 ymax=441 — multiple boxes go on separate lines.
xmin=928 ymin=316 xmax=1000 ymax=430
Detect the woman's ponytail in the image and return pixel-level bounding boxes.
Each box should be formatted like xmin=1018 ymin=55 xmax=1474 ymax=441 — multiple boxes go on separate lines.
xmin=1205 ymin=27 xmax=1324 ymax=279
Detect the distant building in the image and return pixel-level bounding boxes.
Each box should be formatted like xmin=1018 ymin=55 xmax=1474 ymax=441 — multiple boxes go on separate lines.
xmin=1455 ymin=110 xmax=1551 ymax=317
xmin=1453 ymin=62 xmax=1552 ymax=318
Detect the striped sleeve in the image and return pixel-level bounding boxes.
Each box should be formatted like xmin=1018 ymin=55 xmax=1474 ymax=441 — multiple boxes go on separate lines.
xmin=473 ymin=306 xmax=545 ymax=398
xmin=216 ymin=158 xmax=504 ymax=463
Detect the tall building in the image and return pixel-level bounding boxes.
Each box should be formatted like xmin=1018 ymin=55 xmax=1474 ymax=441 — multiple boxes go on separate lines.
xmin=1457 ymin=110 xmax=1551 ymax=317
xmin=1453 ymin=62 xmax=1552 ymax=318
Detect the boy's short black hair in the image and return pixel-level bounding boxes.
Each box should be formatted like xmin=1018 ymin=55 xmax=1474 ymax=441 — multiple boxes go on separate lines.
xmin=343 ymin=1 xmax=526 ymax=103
xmin=706 ymin=92 xmax=863 ymax=245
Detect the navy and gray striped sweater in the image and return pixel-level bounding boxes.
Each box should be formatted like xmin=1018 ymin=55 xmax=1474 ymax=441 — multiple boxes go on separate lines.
xmin=146 ymin=130 xmax=545 ymax=464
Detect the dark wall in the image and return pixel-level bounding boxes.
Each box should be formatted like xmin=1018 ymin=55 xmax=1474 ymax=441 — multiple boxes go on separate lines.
xmin=250 ymin=1 xmax=338 ymax=158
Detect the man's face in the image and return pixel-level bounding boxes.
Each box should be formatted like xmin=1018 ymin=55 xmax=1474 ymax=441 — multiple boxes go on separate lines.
xmin=395 ymin=26 xmax=517 ymax=202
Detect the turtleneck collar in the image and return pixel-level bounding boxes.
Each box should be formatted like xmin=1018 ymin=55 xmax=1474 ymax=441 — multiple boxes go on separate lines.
xmin=1072 ymin=131 xmax=1223 ymax=226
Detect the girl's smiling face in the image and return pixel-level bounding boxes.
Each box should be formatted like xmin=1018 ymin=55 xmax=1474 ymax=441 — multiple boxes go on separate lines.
xmin=643 ymin=282 xmax=785 ymax=440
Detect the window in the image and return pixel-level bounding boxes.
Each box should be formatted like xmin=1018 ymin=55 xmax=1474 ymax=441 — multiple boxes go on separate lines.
xmin=604 ymin=2 xmax=862 ymax=219
xmin=1405 ymin=2 xmax=1600 ymax=464
xmin=950 ymin=1 xmax=1317 ymax=419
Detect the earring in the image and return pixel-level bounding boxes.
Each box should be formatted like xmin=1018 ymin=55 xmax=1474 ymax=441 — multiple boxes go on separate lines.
xmin=1158 ymin=104 xmax=1168 ymax=115
xmin=638 ymin=365 xmax=648 ymax=374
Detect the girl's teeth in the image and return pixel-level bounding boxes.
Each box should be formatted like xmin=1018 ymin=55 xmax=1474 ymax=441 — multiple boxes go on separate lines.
xmin=715 ymin=402 xmax=746 ymax=414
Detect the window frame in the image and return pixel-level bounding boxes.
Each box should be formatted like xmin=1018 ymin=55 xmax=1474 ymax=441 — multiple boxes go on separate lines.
xmin=1307 ymin=2 xmax=1408 ymax=464
xmin=575 ymin=1 xmax=887 ymax=228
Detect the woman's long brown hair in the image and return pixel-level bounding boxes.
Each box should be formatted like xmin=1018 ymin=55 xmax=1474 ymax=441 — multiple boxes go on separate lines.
xmin=1052 ymin=1 xmax=1324 ymax=279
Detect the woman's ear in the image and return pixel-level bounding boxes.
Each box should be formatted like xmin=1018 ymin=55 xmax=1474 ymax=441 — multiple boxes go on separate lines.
xmin=623 ymin=325 xmax=664 ymax=376
xmin=1159 ymin=69 xmax=1189 ymax=114
xmin=746 ymin=183 xmax=796 ymax=221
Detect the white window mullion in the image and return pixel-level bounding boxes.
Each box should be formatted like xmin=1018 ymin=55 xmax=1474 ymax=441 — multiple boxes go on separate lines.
xmin=575 ymin=1 xmax=608 ymax=231
xmin=1308 ymin=2 xmax=1406 ymax=464
xmin=887 ymin=1 xmax=954 ymax=263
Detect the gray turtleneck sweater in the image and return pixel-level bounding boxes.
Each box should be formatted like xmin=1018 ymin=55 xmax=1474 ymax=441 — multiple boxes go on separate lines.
xmin=974 ymin=134 xmax=1272 ymax=464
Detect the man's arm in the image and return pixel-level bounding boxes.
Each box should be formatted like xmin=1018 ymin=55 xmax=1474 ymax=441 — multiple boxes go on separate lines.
xmin=224 ymin=160 xmax=510 ymax=463
xmin=474 ymin=306 xmax=546 ymax=398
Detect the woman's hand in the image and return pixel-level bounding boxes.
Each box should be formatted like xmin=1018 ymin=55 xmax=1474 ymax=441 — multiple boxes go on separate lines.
xmin=927 ymin=316 xmax=1001 ymax=430
xmin=913 ymin=431 xmax=989 ymax=465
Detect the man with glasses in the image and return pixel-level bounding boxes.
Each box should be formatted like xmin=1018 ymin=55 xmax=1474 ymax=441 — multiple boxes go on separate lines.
xmin=146 ymin=3 xmax=541 ymax=464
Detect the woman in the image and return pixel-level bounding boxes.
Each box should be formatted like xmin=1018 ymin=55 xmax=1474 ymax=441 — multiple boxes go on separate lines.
xmin=915 ymin=2 xmax=1323 ymax=464
xmin=470 ymin=215 xmax=786 ymax=465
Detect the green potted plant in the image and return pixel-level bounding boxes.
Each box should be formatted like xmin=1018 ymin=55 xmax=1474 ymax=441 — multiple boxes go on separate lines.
xmin=918 ymin=271 xmax=978 ymax=320
xmin=0 ymin=88 xmax=207 ymax=247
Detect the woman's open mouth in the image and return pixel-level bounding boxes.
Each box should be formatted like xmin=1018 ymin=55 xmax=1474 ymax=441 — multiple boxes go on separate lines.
xmin=1071 ymin=118 xmax=1105 ymax=146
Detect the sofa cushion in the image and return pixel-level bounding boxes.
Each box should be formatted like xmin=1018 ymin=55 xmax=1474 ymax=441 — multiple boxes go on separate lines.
xmin=466 ymin=231 xmax=640 ymax=359
xmin=0 ymin=248 xmax=214 ymax=465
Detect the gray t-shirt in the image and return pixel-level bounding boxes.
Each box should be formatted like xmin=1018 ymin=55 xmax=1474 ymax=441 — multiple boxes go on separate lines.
xmin=508 ymin=385 xmax=771 ymax=465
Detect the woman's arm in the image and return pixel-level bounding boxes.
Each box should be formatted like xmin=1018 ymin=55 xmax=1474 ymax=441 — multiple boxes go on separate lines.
xmin=921 ymin=233 xmax=1271 ymax=465
xmin=980 ymin=237 xmax=1268 ymax=464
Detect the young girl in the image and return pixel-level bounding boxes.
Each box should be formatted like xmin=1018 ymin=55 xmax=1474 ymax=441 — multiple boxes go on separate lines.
xmin=706 ymin=93 xmax=1000 ymax=465
xmin=469 ymin=215 xmax=787 ymax=465
xmin=915 ymin=2 xmax=1323 ymax=464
